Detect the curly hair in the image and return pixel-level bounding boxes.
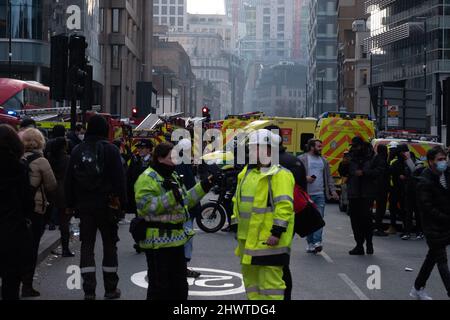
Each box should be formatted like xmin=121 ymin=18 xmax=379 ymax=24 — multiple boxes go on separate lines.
xmin=0 ymin=124 xmax=24 ymax=160
xmin=21 ymin=127 xmax=46 ymax=152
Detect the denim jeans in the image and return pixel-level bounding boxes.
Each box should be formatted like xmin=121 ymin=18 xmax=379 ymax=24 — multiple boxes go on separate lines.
xmin=307 ymin=193 xmax=326 ymax=245
xmin=184 ymin=219 xmax=194 ymax=262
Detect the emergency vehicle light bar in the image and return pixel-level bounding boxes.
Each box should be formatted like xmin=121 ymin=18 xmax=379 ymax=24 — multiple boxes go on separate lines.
xmin=320 ymin=112 xmax=372 ymax=121
xmin=15 ymin=105 xmax=101 ymax=117
xmin=377 ymin=131 xmax=439 ymax=142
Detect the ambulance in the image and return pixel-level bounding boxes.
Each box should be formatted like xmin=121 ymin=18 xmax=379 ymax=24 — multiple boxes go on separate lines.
xmin=315 ymin=112 xmax=376 ymax=190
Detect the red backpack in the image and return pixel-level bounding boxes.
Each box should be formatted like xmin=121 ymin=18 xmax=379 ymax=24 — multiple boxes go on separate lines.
xmin=293 ymin=184 xmax=325 ymax=238
xmin=293 ymin=184 xmax=316 ymax=214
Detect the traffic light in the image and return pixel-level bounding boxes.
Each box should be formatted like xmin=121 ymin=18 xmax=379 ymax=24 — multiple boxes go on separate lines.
xmin=50 ymin=35 xmax=69 ymax=101
xmin=132 ymin=107 xmax=138 ymax=118
xmin=202 ymin=106 xmax=211 ymax=122
xmin=68 ymin=35 xmax=88 ymax=100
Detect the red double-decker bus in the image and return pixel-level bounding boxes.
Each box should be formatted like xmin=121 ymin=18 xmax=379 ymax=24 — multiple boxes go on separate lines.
xmin=0 ymin=78 xmax=51 ymax=116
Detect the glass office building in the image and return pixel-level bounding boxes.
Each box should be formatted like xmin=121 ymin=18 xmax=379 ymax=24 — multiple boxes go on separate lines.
xmin=0 ymin=0 xmax=49 ymax=81
xmin=365 ymin=0 xmax=450 ymax=137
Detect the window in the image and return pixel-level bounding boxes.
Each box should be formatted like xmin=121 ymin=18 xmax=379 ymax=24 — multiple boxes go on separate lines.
xmin=178 ymin=18 xmax=183 ymax=26
xmin=162 ymin=6 xmax=167 ymax=15
xmin=170 ymin=6 xmax=176 ymax=15
xmin=170 ymin=17 xmax=175 ymax=25
xmin=161 ymin=17 xmax=167 ymax=24
xmin=178 ymin=6 xmax=184 ymax=15
xmin=153 ymin=5 xmax=159 ymax=15
xmin=112 ymin=45 xmax=120 ymax=69
xmin=112 ymin=9 xmax=120 ymax=32
xmin=263 ymin=8 xmax=270 ymax=15
xmin=100 ymin=8 xmax=105 ymax=32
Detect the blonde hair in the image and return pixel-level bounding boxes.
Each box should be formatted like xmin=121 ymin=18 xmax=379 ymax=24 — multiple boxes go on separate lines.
xmin=21 ymin=128 xmax=46 ymax=152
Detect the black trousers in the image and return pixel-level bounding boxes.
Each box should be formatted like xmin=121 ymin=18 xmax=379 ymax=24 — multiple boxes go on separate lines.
xmin=79 ymin=209 xmax=119 ymax=295
xmin=389 ymin=190 xmax=404 ymax=227
xmin=415 ymin=245 xmax=450 ymax=297
xmin=403 ymin=184 xmax=422 ymax=234
xmin=375 ymin=191 xmax=388 ymax=231
xmin=348 ymin=198 xmax=373 ymax=247
xmin=57 ymin=209 xmax=72 ymax=251
xmin=282 ymin=265 xmax=292 ymax=301
xmin=1 ymin=272 xmax=21 ymax=300
xmin=145 ymin=246 xmax=188 ymax=301
xmin=21 ymin=212 xmax=45 ymax=288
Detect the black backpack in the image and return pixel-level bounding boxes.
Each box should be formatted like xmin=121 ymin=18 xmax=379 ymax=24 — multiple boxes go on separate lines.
xmin=73 ymin=141 xmax=106 ymax=191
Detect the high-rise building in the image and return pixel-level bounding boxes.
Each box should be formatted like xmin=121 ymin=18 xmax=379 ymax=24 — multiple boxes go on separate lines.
xmin=100 ymin=0 xmax=153 ymax=117
xmin=365 ymin=0 xmax=450 ymax=141
xmin=186 ymin=13 xmax=235 ymax=52
xmin=238 ymin=0 xmax=295 ymax=64
xmin=336 ymin=0 xmax=365 ymax=113
xmin=153 ymin=0 xmax=188 ymax=32
xmin=0 ymin=0 xmax=50 ymax=82
xmin=307 ymin=0 xmax=338 ymax=116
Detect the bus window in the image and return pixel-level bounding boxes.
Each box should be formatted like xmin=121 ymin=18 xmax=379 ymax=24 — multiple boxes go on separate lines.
xmin=1 ymin=92 xmax=24 ymax=113
xmin=24 ymin=89 xmax=49 ymax=109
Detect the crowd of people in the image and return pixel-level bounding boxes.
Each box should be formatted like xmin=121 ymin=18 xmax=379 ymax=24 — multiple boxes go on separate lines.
xmin=1 ymin=117 xmax=449 ymax=301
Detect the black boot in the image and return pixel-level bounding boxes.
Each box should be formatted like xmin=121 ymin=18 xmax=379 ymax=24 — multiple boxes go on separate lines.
xmin=62 ymin=249 xmax=75 ymax=257
xmin=349 ymin=246 xmax=365 ymax=255
xmin=21 ymin=285 xmax=40 ymax=298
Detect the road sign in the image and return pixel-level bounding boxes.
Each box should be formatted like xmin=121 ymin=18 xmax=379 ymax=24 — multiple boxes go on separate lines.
xmin=387 ymin=105 xmax=400 ymax=127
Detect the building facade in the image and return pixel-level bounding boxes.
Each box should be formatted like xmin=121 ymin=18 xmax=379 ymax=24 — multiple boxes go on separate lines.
xmin=153 ymin=38 xmax=195 ymax=116
xmin=99 ymin=0 xmax=153 ymax=117
xmin=186 ymin=13 xmax=235 ymax=52
xmin=307 ymin=0 xmax=338 ymax=116
xmin=153 ymin=0 xmax=187 ymax=32
xmin=238 ymin=0 xmax=295 ymax=64
xmin=337 ymin=0 xmax=365 ymax=113
xmin=253 ymin=63 xmax=307 ymax=117
xmin=353 ymin=19 xmax=371 ymax=115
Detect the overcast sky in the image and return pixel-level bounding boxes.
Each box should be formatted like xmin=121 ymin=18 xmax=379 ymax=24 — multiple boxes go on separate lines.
xmin=187 ymin=0 xmax=226 ymax=14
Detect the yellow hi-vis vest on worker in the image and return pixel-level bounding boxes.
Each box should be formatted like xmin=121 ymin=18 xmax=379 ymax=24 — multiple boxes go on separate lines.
xmin=134 ymin=167 xmax=206 ymax=250
xmin=231 ymin=164 xmax=295 ymax=265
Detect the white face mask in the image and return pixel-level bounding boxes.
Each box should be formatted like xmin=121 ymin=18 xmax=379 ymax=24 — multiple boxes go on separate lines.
xmin=78 ymin=134 xmax=85 ymax=141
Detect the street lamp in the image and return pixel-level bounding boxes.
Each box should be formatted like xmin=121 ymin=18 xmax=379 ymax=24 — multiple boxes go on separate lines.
xmin=8 ymin=0 xmax=12 ymax=78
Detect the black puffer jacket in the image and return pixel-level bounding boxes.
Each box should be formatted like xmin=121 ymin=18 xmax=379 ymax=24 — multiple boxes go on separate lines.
xmin=347 ymin=144 xmax=380 ymax=199
xmin=417 ymin=168 xmax=450 ymax=247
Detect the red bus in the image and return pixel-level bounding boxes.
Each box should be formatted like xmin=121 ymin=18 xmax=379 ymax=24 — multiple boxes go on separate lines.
xmin=0 ymin=78 xmax=51 ymax=116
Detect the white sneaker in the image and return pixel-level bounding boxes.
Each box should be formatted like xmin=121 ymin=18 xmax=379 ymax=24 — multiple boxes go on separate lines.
xmin=306 ymin=243 xmax=315 ymax=253
xmin=410 ymin=287 xmax=433 ymax=300
xmin=314 ymin=242 xmax=323 ymax=253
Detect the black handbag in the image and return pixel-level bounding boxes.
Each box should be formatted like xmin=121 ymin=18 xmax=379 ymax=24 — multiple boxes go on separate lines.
xmin=294 ymin=194 xmax=326 ymax=238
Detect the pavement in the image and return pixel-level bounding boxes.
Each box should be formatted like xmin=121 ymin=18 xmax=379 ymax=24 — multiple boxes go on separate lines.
xmin=27 ymin=202 xmax=450 ymax=300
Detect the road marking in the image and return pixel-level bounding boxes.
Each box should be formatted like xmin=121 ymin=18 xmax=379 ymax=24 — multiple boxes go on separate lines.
xmin=131 ymin=267 xmax=246 ymax=297
xmin=338 ymin=273 xmax=370 ymax=300
xmin=320 ymin=251 xmax=334 ymax=264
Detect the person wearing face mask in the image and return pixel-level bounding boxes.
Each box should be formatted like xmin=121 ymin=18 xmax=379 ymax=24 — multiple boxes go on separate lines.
xmin=410 ymin=146 xmax=450 ymax=300
xmin=134 ymin=142 xmax=217 ymax=300
xmin=67 ymin=124 xmax=86 ymax=155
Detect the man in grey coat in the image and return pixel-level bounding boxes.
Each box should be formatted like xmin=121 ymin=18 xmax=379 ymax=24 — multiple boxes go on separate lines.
xmin=299 ymin=139 xmax=339 ymax=254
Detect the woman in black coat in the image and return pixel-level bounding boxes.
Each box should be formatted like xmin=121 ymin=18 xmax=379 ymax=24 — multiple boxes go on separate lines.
xmin=412 ymin=146 xmax=450 ymax=300
xmin=0 ymin=124 xmax=34 ymax=300
xmin=47 ymin=137 xmax=74 ymax=257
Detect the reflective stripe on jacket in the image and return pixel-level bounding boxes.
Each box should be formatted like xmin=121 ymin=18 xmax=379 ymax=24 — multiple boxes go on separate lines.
xmin=231 ymin=165 xmax=295 ymax=266
xmin=134 ymin=167 xmax=206 ymax=249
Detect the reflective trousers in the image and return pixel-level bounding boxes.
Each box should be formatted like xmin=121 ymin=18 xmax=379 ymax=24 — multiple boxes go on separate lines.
xmin=241 ymin=264 xmax=286 ymax=300
xmin=79 ymin=209 xmax=119 ymax=295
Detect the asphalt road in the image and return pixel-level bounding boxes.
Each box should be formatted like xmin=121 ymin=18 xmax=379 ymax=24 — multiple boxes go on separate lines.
xmin=29 ymin=203 xmax=450 ymax=300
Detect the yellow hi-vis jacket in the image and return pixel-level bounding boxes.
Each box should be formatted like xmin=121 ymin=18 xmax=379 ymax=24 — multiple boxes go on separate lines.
xmin=231 ymin=165 xmax=295 ymax=266
xmin=134 ymin=167 xmax=206 ymax=250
